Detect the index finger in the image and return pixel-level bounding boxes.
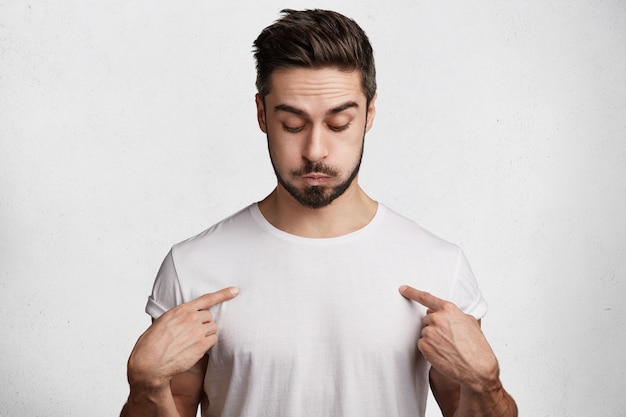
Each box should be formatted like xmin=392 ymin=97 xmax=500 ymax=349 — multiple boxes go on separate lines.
xmin=190 ymin=286 xmax=240 ymax=310
xmin=398 ymin=285 xmax=446 ymax=311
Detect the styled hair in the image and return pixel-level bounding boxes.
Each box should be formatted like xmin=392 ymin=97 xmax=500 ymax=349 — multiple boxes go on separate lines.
xmin=252 ymin=9 xmax=376 ymax=104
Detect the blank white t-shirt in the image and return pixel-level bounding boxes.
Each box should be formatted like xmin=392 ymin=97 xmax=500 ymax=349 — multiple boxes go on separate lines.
xmin=146 ymin=203 xmax=488 ymax=417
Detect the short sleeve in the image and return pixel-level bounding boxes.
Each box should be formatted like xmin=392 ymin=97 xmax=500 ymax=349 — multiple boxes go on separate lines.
xmin=450 ymin=248 xmax=488 ymax=320
xmin=145 ymin=250 xmax=184 ymax=319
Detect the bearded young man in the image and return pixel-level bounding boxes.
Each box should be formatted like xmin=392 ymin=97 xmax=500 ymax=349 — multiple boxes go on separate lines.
xmin=121 ymin=9 xmax=518 ymax=417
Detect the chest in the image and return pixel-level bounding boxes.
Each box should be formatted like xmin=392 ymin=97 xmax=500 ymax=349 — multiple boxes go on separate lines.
xmin=206 ymin=251 xmax=425 ymax=371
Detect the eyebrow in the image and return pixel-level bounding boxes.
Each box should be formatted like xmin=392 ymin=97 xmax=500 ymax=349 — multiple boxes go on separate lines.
xmin=274 ymin=101 xmax=359 ymax=117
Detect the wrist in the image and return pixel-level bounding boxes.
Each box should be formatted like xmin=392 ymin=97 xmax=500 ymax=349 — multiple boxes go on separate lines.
xmin=127 ymin=364 xmax=172 ymax=394
xmin=127 ymin=352 xmax=172 ymax=392
xmin=458 ymin=381 xmax=518 ymax=417
xmin=127 ymin=379 xmax=172 ymax=405
xmin=124 ymin=384 xmax=178 ymax=417
xmin=124 ymin=369 xmax=178 ymax=416
xmin=461 ymin=377 xmax=503 ymax=398
xmin=128 ymin=371 xmax=171 ymax=392
xmin=461 ymin=360 xmax=502 ymax=395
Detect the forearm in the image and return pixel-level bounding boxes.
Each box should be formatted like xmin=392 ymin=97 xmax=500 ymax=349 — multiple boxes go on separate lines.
xmin=455 ymin=381 xmax=518 ymax=417
xmin=120 ymin=384 xmax=182 ymax=417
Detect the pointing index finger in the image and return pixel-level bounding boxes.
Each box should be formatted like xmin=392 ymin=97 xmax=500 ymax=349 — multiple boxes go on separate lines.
xmin=190 ymin=286 xmax=240 ymax=310
xmin=398 ymin=285 xmax=446 ymax=311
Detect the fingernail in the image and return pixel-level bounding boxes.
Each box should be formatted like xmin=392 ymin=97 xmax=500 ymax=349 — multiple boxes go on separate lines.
xmin=399 ymin=285 xmax=407 ymax=292
xmin=230 ymin=287 xmax=240 ymax=295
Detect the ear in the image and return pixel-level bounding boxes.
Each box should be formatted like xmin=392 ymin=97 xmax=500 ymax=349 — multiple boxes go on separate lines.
xmin=365 ymin=93 xmax=377 ymax=133
xmin=255 ymin=94 xmax=267 ymax=133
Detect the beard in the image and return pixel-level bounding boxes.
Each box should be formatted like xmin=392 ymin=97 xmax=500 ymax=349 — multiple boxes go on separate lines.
xmin=268 ymin=137 xmax=364 ymax=210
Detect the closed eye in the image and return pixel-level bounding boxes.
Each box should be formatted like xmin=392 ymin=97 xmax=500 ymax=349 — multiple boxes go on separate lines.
xmin=328 ymin=124 xmax=350 ymax=132
xmin=282 ymin=124 xmax=305 ymax=133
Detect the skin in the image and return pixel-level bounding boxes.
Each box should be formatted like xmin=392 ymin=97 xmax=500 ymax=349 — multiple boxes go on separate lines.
xmin=122 ymin=67 xmax=517 ymax=417
xmin=399 ymin=286 xmax=518 ymax=417
xmin=121 ymin=288 xmax=239 ymax=417
xmin=255 ymin=67 xmax=378 ymax=237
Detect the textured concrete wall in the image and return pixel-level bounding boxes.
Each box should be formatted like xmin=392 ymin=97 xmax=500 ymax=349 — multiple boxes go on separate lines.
xmin=1 ymin=1 xmax=625 ymax=416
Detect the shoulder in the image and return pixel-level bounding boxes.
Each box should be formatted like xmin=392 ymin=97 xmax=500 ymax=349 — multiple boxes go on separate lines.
xmin=171 ymin=204 xmax=259 ymax=259
xmin=378 ymin=204 xmax=461 ymax=255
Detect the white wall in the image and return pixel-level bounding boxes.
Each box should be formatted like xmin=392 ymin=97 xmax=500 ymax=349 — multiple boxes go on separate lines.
xmin=1 ymin=1 xmax=625 ymax=416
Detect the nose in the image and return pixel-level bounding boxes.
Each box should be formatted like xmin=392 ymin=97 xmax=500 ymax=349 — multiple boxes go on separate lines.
xmin=302 ymin=124 xmax=328 ymax=163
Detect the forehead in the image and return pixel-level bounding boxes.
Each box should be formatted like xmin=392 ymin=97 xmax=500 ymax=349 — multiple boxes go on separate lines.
xmin=266 ymin=67 xmax=365 ymax=109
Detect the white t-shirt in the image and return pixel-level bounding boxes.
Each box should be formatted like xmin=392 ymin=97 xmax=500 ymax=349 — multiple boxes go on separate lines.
xmin=146 ymin=203 xmax=488 ymax=417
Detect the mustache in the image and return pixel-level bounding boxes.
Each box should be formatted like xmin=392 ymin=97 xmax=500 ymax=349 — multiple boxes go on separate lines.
xmin=291 ymin=162 xmax=339 ymax=177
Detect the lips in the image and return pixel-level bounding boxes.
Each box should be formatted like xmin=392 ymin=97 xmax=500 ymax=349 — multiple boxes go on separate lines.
xmin=292 ymin=163 xmax=339 ymax=178
xmin=302 ymin=174 xmax=332 ymax=185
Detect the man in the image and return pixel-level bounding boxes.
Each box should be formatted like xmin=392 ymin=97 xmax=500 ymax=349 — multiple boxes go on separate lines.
xmin=121 ymin=9 xmax=517 ymax=417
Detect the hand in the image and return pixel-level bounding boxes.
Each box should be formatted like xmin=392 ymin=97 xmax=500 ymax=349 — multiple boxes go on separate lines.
xmin=398 ymin=285 xmax=500 ymax=392
xmin=127 ymin=287 xmax=239 ymax=390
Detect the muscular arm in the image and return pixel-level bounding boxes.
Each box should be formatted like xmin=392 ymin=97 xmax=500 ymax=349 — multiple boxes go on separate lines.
xmin=429 ymin=366 xmax=460 ymax=417
xmin=170 ymin=356 xmax=208 ymax=416
xmin=430 ymin=362 xmax=518 ymax=417
xmin=398 ymin=286 xmax=518 ymax=417
xmin=428 ymin=322 xmax=518 ymax=417
xmin=120 ymin=288 xmax=238 ymax=417
xmin=120 ymin=357 xmax=207 ymax=417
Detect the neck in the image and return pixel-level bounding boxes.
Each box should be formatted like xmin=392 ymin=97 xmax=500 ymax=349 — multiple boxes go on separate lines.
xmin=258 ymin=181 xmax=378 ymax=238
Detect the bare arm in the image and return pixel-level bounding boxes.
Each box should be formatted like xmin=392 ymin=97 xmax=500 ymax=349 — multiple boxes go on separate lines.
xmin=430 ymin=361 xmax=518 ymax=417
xmin=120 ymin=357 xmax=207 ymax=417
xmin=170 ymin=356 xmax=209 ymax=417
xmin=429 ymin=366 xmax=460 ymax=417
xmin=399 ymin=286 xmax=518 ymax=417
xmin=454 ymin=378 xmax=518 ymax=417
xmin=121 ymin=288 xmax=239 ymax=417
xmin=428 ymin=323 xmax=518 ymax=417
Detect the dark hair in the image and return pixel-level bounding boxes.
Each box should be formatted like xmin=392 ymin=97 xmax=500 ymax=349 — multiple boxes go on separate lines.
xmin=253 ymin=9 xmax=376 ymax=104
